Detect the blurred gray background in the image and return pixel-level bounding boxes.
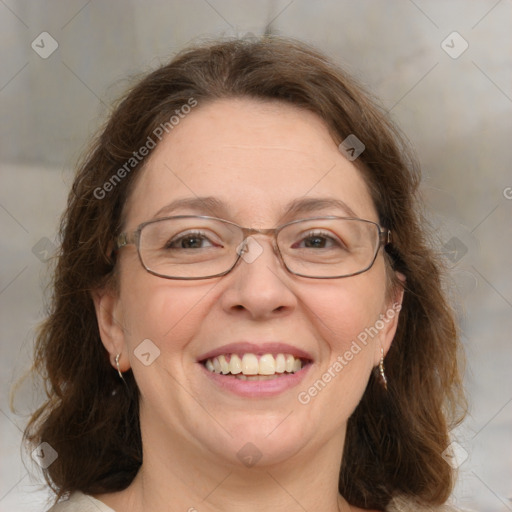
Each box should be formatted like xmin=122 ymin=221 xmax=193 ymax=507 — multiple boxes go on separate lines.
xmin=1 ymin=1 xmax=511 ymax=511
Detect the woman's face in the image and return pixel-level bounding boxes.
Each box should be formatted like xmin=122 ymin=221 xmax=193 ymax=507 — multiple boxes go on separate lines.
xmin=96 ymin=98 xmax=401 ymax=469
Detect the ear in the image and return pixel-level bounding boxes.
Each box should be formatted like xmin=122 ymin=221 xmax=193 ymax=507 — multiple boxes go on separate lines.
xmin=92 ymin=286 xmax=131 ymax=372
xmin=374 ymin=271 xmax=405 ymax=365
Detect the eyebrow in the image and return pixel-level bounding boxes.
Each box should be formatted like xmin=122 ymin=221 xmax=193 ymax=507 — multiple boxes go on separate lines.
xmin=285 ymin=197 xmax=359 ymax=219
xmin=151 ymin=196 xmax=359 ymax=222
xmin=153 ymin=196 xmax=227 ymax=219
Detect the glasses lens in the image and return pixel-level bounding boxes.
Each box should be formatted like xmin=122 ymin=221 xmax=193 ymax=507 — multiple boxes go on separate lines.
xmin=137 ymin=216 xmax=382 ymax=279
xmin=139 ymin=217 xmax=243 ymax=278
xmin=277 ymin=218 xmax=381 ymax=278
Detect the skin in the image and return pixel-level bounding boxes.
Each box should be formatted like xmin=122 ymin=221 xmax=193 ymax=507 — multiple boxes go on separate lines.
xmin=94 ymin=98 xmax=403 ymax=512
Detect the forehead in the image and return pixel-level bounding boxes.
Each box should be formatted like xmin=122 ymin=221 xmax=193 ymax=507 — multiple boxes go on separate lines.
xmin=123 ymin=98 xmax=378 ymax=228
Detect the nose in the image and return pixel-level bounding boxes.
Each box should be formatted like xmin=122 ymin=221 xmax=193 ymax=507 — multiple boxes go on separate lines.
xmin=219 ymin=235 xmax=297 ymax=320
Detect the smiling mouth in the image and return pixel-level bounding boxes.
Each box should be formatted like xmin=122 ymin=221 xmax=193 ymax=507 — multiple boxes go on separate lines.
xmin=201 ymin=353 xmax=311 ymax=380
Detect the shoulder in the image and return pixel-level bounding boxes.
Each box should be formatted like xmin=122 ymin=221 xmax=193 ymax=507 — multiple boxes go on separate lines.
xmin=386 ymin=495 xmax=462 ymax=512
xmin=47 ymin=492 xmax=116 ymax=512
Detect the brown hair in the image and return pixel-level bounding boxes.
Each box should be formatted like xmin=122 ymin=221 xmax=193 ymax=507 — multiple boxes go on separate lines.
xmin=25 ymin=36 xmax=465 ymax=509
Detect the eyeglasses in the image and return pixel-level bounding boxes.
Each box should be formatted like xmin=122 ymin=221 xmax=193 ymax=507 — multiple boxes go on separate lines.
xmin=115 ymin=215 xmax=391 ymax=280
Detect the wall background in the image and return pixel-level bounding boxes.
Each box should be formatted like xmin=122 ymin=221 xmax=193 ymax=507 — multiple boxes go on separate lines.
xmin=1 ymin=1 xmax=511 ymax=510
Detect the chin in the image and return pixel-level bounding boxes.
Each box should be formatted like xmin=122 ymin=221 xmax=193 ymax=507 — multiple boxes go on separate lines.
xmin=202 ymin=414 xmax=311 ymax=468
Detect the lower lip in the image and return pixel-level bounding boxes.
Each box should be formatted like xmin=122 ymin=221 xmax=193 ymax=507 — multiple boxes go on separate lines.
xmin=199 ymin=363 xmax=311 ymax=398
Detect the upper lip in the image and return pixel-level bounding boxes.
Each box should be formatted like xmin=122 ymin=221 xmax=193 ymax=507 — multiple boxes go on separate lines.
xmin=197 ymin=342 xmax=314 ymax=362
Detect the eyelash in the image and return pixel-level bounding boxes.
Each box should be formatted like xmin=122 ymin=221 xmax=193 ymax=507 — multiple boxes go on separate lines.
xmin=166 ymin=230 xmax=220 ymax=249
xmin=293 ymin=230 xmax=344 ymax=249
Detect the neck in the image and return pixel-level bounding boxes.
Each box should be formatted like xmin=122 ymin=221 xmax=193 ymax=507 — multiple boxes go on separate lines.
xmin=101 ymin=422 xmax=349 ymax=512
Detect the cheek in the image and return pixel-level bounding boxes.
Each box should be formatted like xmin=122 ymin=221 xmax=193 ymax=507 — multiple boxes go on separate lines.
xmin=312 ymin=294 xmax=378 ymax=389
xmin=299 ymin=267 xmax=388 ymax=408
xmin=296 ymin=282 xmax=383 ymax=425
xmin=118 ymin=269 xmax=214 ymax=355
xmin=306 ymin=270 xmax=388 ymax=353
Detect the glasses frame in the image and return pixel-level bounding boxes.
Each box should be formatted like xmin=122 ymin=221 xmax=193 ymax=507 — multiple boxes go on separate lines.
xmin=115 ymin=215 xmax=391 ymax=280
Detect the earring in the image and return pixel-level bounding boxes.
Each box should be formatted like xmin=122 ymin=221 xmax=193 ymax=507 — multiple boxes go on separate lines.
xmin=379 ymin=347 xmax=388 ymax=390
xmin=115 ymin=353 xmax=125 ymax=381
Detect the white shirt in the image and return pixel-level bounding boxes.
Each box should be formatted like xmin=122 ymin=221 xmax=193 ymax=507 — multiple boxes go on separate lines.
xmin=47 ymin=492 xmax=115 ymax=512
xmin=47 ymin=491 xmax=461 ymax=511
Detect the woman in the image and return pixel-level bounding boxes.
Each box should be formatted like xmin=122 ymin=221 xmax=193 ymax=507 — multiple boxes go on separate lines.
xmin=26 ymin=37 xmax=465 ymax=511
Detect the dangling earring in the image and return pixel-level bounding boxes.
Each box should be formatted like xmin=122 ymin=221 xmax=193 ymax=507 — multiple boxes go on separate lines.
xmin=115 ymin=353 xmax=125 ymax=382
xmin=379 ymin=347 xmax=388 ymax=390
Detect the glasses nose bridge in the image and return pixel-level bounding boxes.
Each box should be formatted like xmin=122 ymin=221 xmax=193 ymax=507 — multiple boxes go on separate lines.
xmin=239 ymin=226 xmax=281 ymax=255
xmin=241 ymin=226 xmax=277 ymax=236
xmin=241 ymin=225 xmax=279 ymax=241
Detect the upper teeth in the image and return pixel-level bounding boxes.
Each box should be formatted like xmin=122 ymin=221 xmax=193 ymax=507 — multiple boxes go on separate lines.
xmin=204 ymin=353 xmax=303 ymax=376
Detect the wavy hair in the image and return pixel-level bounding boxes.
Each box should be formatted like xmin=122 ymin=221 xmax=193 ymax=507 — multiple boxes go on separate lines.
xmin=24 ymin=36 xmax=466 ymax=509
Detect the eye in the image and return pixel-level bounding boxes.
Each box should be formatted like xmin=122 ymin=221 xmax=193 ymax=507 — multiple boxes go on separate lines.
xmin=165 ymin=230 xmax=222 ymax=249
xmin=292 ymin=230 xmax=345 ymax=249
